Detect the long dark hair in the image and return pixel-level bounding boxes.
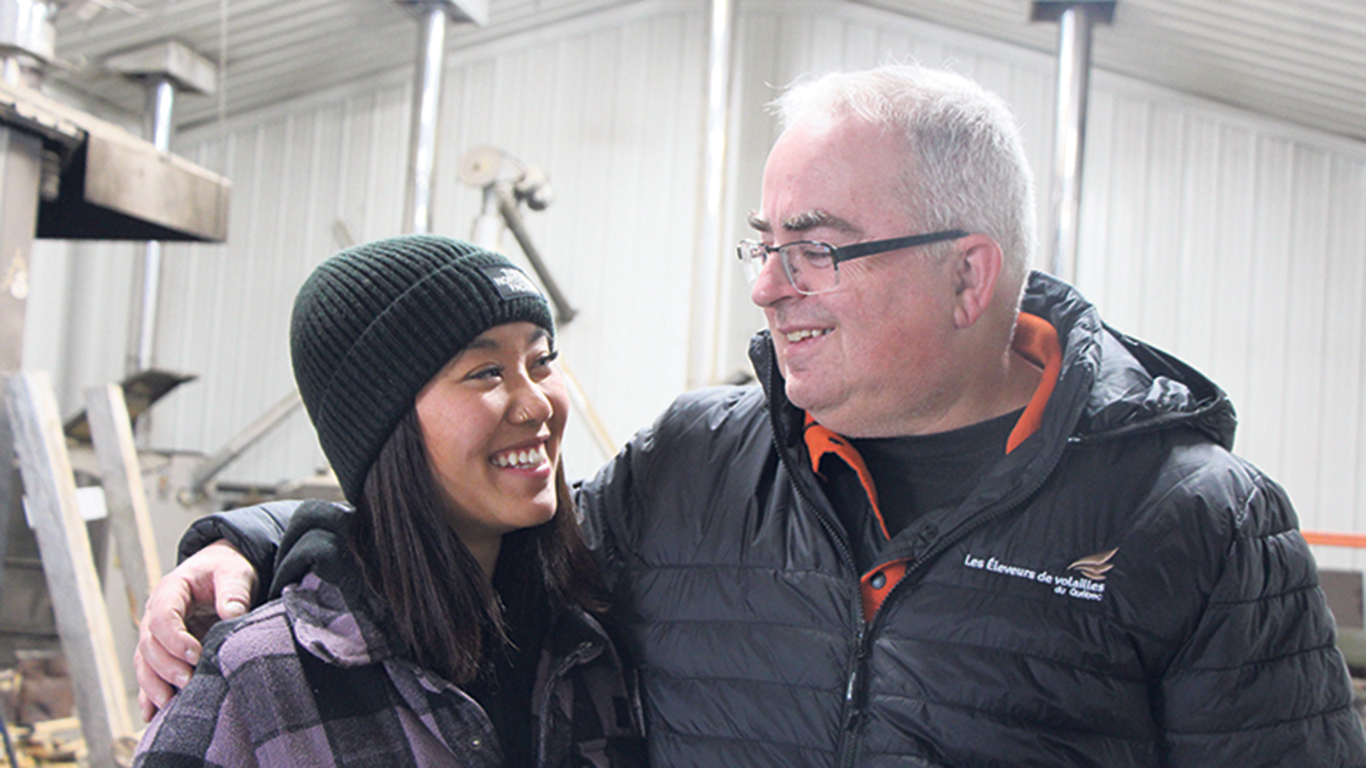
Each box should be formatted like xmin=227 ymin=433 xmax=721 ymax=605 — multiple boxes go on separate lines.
xmin=347 ymin=408 xmax=607 ymax=684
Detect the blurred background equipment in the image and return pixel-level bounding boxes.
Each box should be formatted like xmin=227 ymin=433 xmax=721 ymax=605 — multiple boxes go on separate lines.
xmin=460 ymin=144 xmax=615 ymax=460
xmin=0 ymin=1 xmax=230 ymax=762
xmin=460 ymin=144 xmax=572 ymax=321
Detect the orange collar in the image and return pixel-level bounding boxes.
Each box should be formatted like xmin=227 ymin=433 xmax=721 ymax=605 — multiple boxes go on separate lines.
xmin=804 ymin=413 xmax=887 ymax=536
xmin=802 ymin=312 xmax=1063 ymax=537
xmin=1005 ymin=312 xmax=1062 ymax=454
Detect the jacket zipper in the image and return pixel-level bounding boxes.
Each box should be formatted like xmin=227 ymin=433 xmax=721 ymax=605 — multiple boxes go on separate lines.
xmin=761 ymin=342 xmax=1061 ymax=767
xmin=829 ymin=475 xmax=1054 ymax=767
xmin=763 ymin=350 xmax=861 ymax=579
xmin=834 ymin=445 xmax=1062 ymax=764
xmin=762 ymin=346 xmax=888 ymax=768
xmin=836 ymin=619 xmax=872 ymax=768
xmin=769 ymin=426 xmax=868 ymax=767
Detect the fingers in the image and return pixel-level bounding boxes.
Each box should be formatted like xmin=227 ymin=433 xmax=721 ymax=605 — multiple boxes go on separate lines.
xmin=134 ymin=539 xmax=257 ymax=714
xmin=136 ymin=571 xmax=199 ymax=714
xmin=210 ymin=546 xmax=257 ymax=621
xmin=137 ymin=688 xmax=155 ymax=724
xmin=133 ymin=643 xmax=182 ymax=721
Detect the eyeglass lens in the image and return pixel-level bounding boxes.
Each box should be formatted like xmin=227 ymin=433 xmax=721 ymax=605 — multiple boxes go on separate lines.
xmin=738 ymin=241 xmax=838 ymax=295
xmin=782 ymin=243 xmax=836 ymax=293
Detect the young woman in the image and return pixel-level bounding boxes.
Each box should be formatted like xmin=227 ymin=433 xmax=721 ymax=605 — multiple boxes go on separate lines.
xmin=133 ymin=235 xmax=644 ymax=767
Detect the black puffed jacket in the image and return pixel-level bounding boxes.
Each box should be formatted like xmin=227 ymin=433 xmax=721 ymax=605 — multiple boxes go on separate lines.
xmin=574 ymin=271 xmax=1365 ymax=767
xmin=189 ymin=273 xmax=1365 ymax=767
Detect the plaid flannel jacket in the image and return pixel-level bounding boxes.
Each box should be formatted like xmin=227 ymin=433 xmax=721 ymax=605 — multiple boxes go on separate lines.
xmin=133 ymin=541 xmax=643 ymax=767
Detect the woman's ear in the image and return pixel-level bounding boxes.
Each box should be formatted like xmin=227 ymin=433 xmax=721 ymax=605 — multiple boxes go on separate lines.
xmin=951 ymin=234 xmax=1004 ymax=329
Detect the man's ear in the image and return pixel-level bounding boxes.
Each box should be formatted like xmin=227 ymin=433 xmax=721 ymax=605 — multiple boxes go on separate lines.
xmin=951 ymin=234 xmax=1003 ymax=329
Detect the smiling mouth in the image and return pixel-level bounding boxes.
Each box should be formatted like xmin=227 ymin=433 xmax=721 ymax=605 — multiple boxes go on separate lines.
xmin=786 ymin=328 xmax=831 ymax=343
xmin=491 ymin=444 xmax=549 ymax=469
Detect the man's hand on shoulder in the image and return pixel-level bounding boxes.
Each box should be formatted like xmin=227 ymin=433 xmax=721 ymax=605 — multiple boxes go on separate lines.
xmin=133 ymin=539 xmax=257 ymax=721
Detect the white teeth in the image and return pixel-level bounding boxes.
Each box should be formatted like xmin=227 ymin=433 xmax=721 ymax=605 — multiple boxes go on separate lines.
xmin=493 ymin=445 xmax=547 ymax=469
xmin=786 ymin=328 xmax=831 ymax=343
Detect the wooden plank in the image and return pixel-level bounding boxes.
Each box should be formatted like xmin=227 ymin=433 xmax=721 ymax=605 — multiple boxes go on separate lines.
xmin=84 ymin=384 xmax=163 ymax=619
xmin=5 ymin=372 xmax=131 ymax=767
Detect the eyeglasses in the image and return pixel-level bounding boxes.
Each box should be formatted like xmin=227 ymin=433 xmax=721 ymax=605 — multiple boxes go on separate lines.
xmin=736 ymin=229 xmax=970 ymax=296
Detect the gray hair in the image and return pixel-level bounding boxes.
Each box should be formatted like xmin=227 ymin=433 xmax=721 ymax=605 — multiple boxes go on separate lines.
xmin=771 ymin=64 xmax=1037 ymax=294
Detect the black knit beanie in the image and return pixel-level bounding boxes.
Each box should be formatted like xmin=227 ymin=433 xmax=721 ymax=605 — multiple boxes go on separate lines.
xmin=290 ymin=234 xmax=553 ymax=504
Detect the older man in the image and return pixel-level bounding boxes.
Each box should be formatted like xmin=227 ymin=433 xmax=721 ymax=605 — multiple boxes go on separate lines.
xmin=138 ymin=64 xmax=1364 ymax=766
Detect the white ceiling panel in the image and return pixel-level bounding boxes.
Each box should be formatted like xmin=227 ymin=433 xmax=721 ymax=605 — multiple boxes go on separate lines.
xmin=47 ymin=0 xmax=635 ymax=129
xmin=858 ymin=0 xmax=1366 ymax=142
xmin=37 ymin=0 xmax=1366 ymax=142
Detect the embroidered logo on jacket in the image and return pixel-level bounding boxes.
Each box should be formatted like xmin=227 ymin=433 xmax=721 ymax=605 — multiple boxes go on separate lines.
xmin=1068 ymin=549 xmax=1118 ymax=581
xmin=963 ymin=548 xmax=1117 ymax=603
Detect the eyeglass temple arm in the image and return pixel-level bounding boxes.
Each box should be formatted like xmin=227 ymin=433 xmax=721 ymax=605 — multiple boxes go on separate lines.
xmin=832 ymin=229 xmax=971 ymax=263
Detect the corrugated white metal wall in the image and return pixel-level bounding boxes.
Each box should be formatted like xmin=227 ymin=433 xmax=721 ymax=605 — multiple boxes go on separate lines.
xmin=1078 ymin=81 xmax=1366 ymax=570
xmin=25 ymin=0 xmax=1366 ymax=570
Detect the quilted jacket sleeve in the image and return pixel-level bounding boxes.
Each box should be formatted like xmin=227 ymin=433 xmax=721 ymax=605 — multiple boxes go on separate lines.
xmin=178 ymin=500 xmax=303 ymax=603
xmin=1158 ymin=470 xmax=1366 ymax=766
xmin=575 ymin=422 xmax=650 ymax=597
xmin=573 ymin=386 xmax=755 ymax=598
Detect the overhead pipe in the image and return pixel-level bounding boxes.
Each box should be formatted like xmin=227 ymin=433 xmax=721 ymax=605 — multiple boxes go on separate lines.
xmin=1031 ymin=1 xmax=1115 ymax=283
xmin=105 ymin=41 xmax=218 ymax=446
xmin=686 ymin=0 xmax=735 ymax=389
xmin=105 ymin=42 xmax=218 ymax=376
xmin=404 ymin=3 xmax=448 ymax=234
xmin=393 ymin=0 xmax=487 ymax=233
xmin=131 ymin=76 xmax=173 ymax=376
xmin=0 ymin=0 xmax=55 ymax=87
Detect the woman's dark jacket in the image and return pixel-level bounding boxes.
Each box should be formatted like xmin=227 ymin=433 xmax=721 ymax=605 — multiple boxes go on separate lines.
xmin=184 ymin=273 xmax=1365 ymax=767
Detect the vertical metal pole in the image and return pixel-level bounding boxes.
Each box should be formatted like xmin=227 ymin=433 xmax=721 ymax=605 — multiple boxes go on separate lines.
xmin=147 ymin=76 xmax=175 ymax=152
xmin=124 ymin=76 xmax=176 ymax=446
xmin=1047 ymin=6 xmax=1094 ymax=282
xmin=686 ymin=0 xmax=734 ymax=389
xmin=403 ymin=3 xmax=448 ymax=235
xmin=131 ymin=77 xmax=174 ymax=375
xmin=0 ymin=58 xmax=22 ymax=87
xmin=0 ymin=0 xmax=55 ymax=89
xmin=0 ymin=0 xmax=54 ymax=687
xmin=471 ymin=185 xmax=503 ymax=249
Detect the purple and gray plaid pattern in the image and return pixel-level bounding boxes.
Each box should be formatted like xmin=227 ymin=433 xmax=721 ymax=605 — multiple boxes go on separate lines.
xmin=134 ymin=567 xmax=643 ymax=767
